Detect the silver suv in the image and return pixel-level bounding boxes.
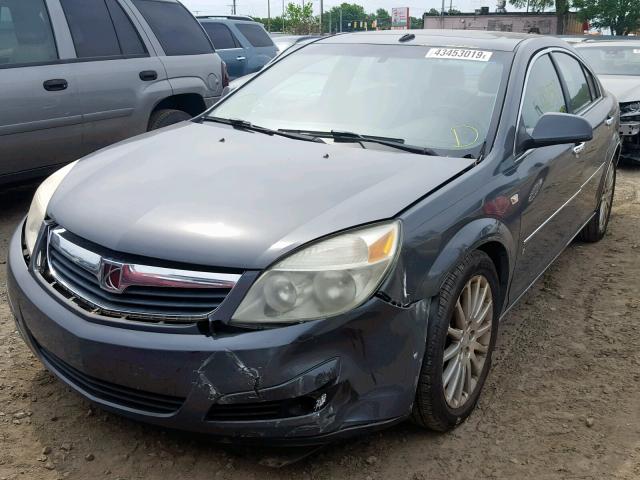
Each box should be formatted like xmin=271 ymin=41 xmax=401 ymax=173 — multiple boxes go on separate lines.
xmin=0 ymin=0 xmax=226 ymax=184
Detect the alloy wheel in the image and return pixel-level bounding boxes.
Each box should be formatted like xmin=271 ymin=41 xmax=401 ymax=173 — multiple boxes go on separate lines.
xmin=598 ymin=165 xmax=615 ymax=233
xmin=443 ymin=275 xmax=493 ymax=409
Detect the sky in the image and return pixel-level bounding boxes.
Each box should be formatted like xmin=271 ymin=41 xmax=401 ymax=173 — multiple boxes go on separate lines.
xmin=181 ymin=0 xmax=508 ymax=18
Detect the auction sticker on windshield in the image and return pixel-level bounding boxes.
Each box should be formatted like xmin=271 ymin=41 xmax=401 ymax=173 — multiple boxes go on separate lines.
xmin=426 ymin=48 xmax=493 ymax=62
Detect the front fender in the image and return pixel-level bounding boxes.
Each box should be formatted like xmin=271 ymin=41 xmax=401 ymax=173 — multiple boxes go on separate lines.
xmin=380 ymin=217 xmax=516 ymax=308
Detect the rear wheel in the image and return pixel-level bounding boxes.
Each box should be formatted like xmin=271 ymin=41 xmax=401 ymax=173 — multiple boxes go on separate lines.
xmin=148 ymin=109 xmax=192 ymax=131
xmin=412 ymin=250 xmax=499 ymax=431
xmin=578 ymin=160 xmax=616 ymax=243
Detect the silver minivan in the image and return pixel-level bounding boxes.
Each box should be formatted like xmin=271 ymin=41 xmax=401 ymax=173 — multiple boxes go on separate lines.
xmin=0 ymin=0 xmax=226 ymax=184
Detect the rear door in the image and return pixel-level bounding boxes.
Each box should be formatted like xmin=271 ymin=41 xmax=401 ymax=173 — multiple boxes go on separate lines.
xmin=201 ymin=21 xmax=246 ymax=79
xmin=129 ymin=0 xmax=223 ymax=102
xmin=233 ymin=22 xmax=277 ymax=74
xmin=551 ymin=51 xmax=615 ymax=222
xmin=0 ymin=0 xmax=82 ymax=178
xmin=58 ymin=0 xmax=168 ymax=155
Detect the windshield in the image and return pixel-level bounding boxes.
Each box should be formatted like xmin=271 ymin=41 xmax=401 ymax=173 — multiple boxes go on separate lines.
xmin=579 ymin=45 xmax=640 ymax=76
xmin=209 ymin=43 xmax=510 ymax=157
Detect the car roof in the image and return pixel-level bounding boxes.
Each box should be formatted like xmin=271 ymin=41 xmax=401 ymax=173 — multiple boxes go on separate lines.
xmin=316 ymin=29 xmax=548 ymax=52
xmin=576 ymin=39 xmax=640 ymax=48
xmin=197 ymin=16 xmax=256 ymax=24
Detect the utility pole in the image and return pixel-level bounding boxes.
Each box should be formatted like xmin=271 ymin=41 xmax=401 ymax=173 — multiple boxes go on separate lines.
xmin=267 ymin=0 xmax=271 ymax=32
xmin=231 ymin=0 xmax=237 ymax=14
xmin=440 ymin=0 xmax=445 ymax=27
xmin=339 ymin=8 xmax=342 ymax=32
xmin=282 ymin=0 xmax=285 ymax=32
xmin=319 ymin=0 xmax=323 ymax=33
xmin=329 ymin=9 xmax=332 ymax=33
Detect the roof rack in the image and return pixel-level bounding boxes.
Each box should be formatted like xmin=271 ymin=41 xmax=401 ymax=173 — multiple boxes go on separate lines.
xmin=196 ymin=15 xmax=255 ymax=21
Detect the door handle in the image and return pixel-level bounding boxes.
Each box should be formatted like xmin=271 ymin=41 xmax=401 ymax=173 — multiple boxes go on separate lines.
xmin=605 ymin=116 xmax=614 ymax=127
xmin=43 ymin=79 xmax=68 ymax=91
xmin=236 ymin=56 xmax=246 ymax=61
xmin=573 ymin=142 xmax=586 ymax=156
xmin=139 ymin=70 xmax=158 ymax=81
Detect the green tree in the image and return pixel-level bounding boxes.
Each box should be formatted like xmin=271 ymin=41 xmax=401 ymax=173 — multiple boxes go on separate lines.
xmin=326 ymin=3 xmax=367 ymax=32
xmin=375 ymin=8 xmax=391 ymax=29
xmin=285 ymin=1 xmax=316 ymax=34
xmin=425 ymin=8 xmax=441 ymax=15
xmin=253 ymin=15 xmax=289 ymax=33
xmin=410 ymin=16 xmax=423 ymax=28
xmin=573 ymin=0 xmax=640 ymax=34
xmin=509 ymin=0 xmax=569 ymax=33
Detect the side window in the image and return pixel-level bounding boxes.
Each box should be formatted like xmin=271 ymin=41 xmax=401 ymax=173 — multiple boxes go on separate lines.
xmin=61 ymin=0 xmax=121 ymax=57
xmin=0 ymin=1 xmax=57 ymax=66
xmin=132 ymin=0 xmax=213 ymax=56
xmin=235 ymin=23 xmax=274 ymax=48
xmin=202 ymin=22 xmax=238 ymax=50
xmin=104 ymin=0 xmax=147 ymax=56
xmin=553 ymin=52 xmax=592 ymax=112
xmin=521 ymin=54 xmax=566 ymax=132
xmin=583 ymin=66 xmax=601 ymax=100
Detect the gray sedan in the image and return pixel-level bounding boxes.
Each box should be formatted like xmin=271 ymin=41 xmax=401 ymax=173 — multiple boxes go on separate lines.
xmin=8 ymin=31 xmax=619 ymax=443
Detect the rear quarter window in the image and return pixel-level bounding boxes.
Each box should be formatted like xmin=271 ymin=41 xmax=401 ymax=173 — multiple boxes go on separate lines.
xmin=236 ymin=23 xmax=274 ymax=48
xmin=132 ymin=0 xmax=213 ymax=56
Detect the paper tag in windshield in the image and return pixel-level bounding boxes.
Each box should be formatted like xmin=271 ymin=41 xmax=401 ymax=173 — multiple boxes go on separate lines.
xmin=426 ymin=48 xmax=493 ymax=62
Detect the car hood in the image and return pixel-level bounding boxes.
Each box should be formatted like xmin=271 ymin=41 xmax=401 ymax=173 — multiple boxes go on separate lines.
xmin=599 ymin=75 xmax=640 ymax=103
xmin=49 ymin=122 xmax=473 ymax=269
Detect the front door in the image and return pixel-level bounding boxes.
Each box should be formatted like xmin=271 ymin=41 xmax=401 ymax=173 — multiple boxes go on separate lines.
xmin=509 ymin=53 xmax=584 ymax=300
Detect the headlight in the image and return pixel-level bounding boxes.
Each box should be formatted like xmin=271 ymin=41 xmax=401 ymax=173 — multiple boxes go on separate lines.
xmin=232 ymin=221 xmax=401 ymax=324
xmin=24 ymin=161 xmax=77 ymax=255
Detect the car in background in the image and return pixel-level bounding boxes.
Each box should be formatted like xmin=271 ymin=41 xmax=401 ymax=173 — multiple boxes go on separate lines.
xmin=0 ymin=0 xmax=226 ymax=185
xmin=9 ymin=30 xmax=620 ymax=443
xmin=227 ymin=35 xmax=321 ymax=91
xmin=272 ymin=34 xmax=321 ymax=54
xmin=577 ymin=40 xmax=640 ymax=164
xmin=198 ymin=16 xmax=277 ymax=79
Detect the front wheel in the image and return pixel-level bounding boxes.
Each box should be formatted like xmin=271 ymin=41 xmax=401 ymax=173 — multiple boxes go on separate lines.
xmin=412 ymin=250 xmax=500 ymax=431
xmin=578 ymin=160 xmax=616 ymax=243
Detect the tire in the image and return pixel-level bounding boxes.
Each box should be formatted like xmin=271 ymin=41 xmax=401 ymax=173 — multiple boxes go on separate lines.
xmin=578 ymin=159 xmax=616 ymax=243
xmin=411 ymin=250 xmax=500 ymax=432
xmin=148 ymin=109 xmax=192 ymax=131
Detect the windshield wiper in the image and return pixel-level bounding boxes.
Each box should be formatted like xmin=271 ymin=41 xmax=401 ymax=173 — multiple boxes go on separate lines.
xmin=279 ymin=129 xmax=438 ymax=156
xmin=202 ymin=117 xmax=324 ymax=143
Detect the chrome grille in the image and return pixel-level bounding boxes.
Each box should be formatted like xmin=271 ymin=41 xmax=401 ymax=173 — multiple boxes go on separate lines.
xmin=42 ymin=228 xmax=241 ymax=323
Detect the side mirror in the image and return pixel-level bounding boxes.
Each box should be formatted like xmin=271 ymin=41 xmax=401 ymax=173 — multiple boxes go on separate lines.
xmin=519 ymin=112 xmax=593 ymax=151
xmin=221 ymin=86 xmax=233 ymax=97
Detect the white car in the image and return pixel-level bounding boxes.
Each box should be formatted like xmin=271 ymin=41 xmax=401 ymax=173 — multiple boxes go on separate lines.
xmin=577 ymin=40 xmax=640 ymax=164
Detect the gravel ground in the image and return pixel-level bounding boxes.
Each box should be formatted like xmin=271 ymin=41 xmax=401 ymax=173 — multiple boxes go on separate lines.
xmin=1 ymin=168 xmax=639 ymax=480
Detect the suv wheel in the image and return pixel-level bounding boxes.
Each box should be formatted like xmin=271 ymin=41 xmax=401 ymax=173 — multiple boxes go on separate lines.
xmin=148 ymin=109 xmax=192 ymax=131
xmin=412 ymin=250 xmax=499 ymax=431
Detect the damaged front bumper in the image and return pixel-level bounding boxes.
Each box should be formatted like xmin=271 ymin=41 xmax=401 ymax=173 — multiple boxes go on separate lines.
xmin=7 ymin=227 xmax=429 ymax=444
